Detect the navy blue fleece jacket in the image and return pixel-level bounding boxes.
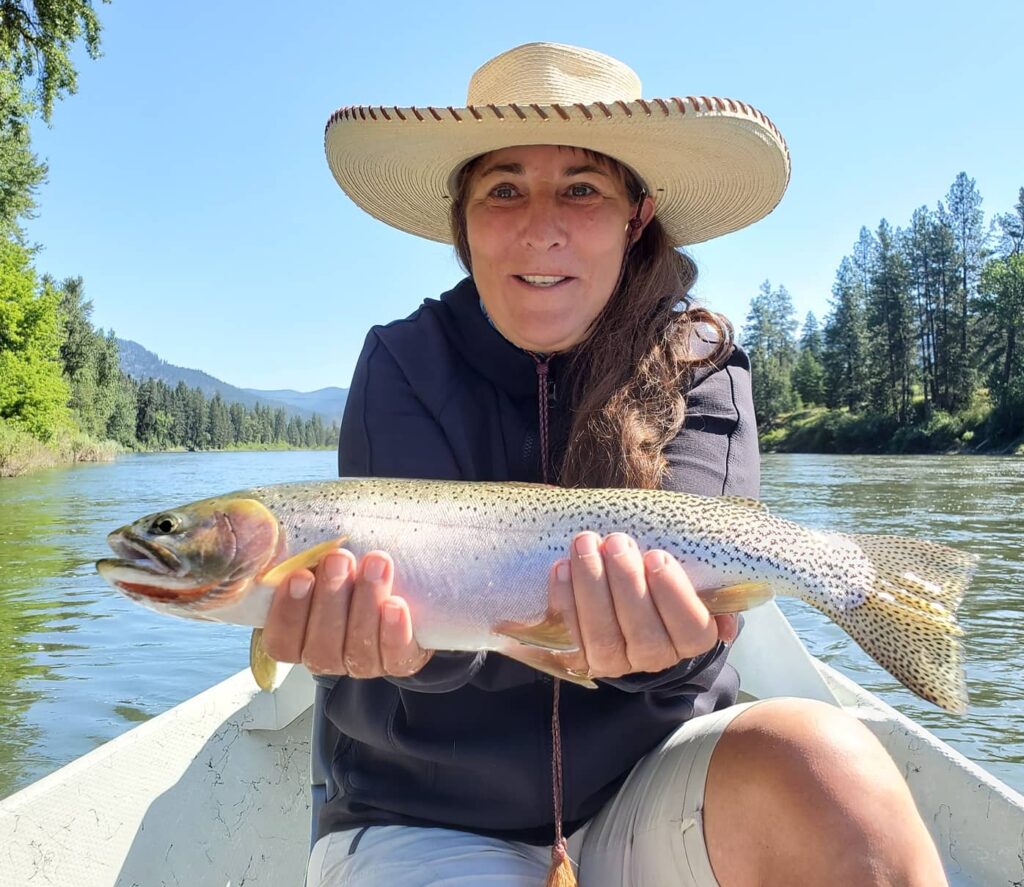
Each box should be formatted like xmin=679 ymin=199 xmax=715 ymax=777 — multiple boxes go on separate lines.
xmin=316 ymin=276 xmax=760 ymax=844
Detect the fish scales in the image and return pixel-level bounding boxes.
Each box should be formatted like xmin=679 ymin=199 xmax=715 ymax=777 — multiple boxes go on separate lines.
xmin=246 ymin=480 xmax=880 ymax=651
xmin=96 ymin=477 xmax=977 ymax=712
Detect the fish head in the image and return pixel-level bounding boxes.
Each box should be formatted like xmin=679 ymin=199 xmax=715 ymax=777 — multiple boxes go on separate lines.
xmin=96 ymin=496 xmax=281 ymax=618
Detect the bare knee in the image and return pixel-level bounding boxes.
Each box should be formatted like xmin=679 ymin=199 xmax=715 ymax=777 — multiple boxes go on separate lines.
xmin=703 ymin=699 xmax=946 ymax=887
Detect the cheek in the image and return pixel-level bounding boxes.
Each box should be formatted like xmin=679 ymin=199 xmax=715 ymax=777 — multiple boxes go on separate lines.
xmin=465 ymin=211 xmax=505 ymax=261
xmin=580 ymin=212 xmax=628 ymax=252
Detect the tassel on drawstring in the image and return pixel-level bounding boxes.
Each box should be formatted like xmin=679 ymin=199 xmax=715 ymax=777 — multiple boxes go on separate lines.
xmin=546 ymin=836 xmax=577 ymax=887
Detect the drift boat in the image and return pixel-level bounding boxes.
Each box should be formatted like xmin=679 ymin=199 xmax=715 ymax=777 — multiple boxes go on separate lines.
xmin=0 ymin=603 xmax=1021 ymax=886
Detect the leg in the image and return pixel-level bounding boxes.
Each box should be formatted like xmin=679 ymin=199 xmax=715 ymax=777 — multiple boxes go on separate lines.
xmin=578 ymin=698 xmax=947 ymax=887
xmin=704 ymin=698 xmax=947 ymax=886
xmin=306 ymin=825 xmax=557 ymax=886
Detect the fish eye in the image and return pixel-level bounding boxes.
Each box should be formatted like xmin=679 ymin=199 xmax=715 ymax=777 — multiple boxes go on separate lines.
xmin=149 ymin=514 xmax=181 ymax=535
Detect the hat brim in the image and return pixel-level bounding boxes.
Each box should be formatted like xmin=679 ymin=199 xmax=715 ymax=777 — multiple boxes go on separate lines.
xmin=324 ymin=97 xmax=790 ymax=247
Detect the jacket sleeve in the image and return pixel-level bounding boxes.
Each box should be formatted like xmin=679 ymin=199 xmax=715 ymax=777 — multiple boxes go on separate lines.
xmin=338 ymin=330 xmax=485 ymax=693
xmin=599 ymin=345 xmax=760 ymax=696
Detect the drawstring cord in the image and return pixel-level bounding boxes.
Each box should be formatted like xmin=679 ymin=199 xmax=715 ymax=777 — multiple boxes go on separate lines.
xmin=530 ymin=353 xmax=575 ymax=887
xmin=533 ymin=355 xmax=552 ymax=486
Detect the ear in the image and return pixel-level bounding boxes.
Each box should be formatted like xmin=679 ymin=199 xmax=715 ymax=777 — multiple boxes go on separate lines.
xmin=627 ymin=194 xmax=657 ymax=244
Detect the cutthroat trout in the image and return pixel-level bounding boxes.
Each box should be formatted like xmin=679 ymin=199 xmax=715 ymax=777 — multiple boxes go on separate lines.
xmin=95 ymin=478 xmax=976 ymax=712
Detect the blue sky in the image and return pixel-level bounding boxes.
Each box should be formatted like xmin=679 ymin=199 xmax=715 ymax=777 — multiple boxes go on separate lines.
xmin=24 ymin=0 xmax=1023 ymax=392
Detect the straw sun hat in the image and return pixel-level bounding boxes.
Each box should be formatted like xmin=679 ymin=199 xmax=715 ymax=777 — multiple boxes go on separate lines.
xmin=324 ymin=42 xmax=790 ymax=247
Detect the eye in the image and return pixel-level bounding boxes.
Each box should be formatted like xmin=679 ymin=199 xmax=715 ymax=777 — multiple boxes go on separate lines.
xmin=490 ymin=184 xmax=519 ymax=200
xmin=567 ymin=183 xmax=597 ymax=199
xmin=150 ymin=514 xmax=181 ymax=535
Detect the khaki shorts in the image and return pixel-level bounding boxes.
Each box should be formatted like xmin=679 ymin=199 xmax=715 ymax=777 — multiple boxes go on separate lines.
xmin=307 ymin=700 xmax=764 ymax=886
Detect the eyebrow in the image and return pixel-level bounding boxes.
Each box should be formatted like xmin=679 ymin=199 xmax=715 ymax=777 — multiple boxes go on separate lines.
xmin=476 ymin=162 xmax=612 ymax=179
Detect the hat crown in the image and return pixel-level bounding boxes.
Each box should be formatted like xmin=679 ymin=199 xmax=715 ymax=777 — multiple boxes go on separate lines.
xmin=466 ymin=42 xmax=642 ymax=106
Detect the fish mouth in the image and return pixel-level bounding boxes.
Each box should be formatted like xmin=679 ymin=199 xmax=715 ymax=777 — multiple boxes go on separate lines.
xmin=106 ymin=531 xmax=184 ymax=576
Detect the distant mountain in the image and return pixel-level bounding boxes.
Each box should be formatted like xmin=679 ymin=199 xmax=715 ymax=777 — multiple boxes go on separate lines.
xmin=241 ymin=387 xmax=348 ymax=425
xmin=116 ymin=339 xmax=348 ymax=424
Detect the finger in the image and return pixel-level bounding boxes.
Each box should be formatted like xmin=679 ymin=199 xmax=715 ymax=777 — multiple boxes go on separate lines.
xmin=571 ymin=531 xmax=630 ymax=677
xmin=262 ymin=569 xmax=315 ymax=663
xmin=716 ymin=613 xmax=739 ymax=645
xmin=643 ymin=550 xmax=720 ymax=659
xmin=343 ymin=552 xmax=392 ymax=678
xmin=380 ymin=595 xmax=433 ymax=677
xmin=300 ymin=550 xmax=356 ymax=675
xmin=602 ymin=534 xmax=676 ymax=673
xmin=548 ymin=559 xmax=588 ymax=673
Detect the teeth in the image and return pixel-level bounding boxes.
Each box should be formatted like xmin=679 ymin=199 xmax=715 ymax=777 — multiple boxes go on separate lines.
xmin=519 ymin=275 xmax=567 ymax=287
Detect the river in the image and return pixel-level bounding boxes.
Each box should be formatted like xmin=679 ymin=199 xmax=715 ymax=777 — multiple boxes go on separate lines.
xmin=0 ymin=451 xmax=1020 ymax=800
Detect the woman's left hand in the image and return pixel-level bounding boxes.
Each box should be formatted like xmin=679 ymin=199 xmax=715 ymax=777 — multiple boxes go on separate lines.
xmin=548 ymin=532 xmax=738 ymax=680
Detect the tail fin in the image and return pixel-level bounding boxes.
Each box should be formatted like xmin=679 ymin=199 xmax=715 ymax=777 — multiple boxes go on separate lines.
xmin=831 ymin=535 xmax=977 ymax=714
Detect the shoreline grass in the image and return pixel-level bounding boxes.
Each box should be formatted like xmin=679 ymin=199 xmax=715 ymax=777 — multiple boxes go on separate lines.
xmin=760 ymin=401 xmax=1024 ymax=456
xmin=0 ymin=421 xmax=336 ymax=477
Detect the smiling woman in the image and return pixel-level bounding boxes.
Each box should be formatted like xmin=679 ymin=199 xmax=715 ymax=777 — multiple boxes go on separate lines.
xmin=457 ymin=145 xmax=652 ymax=353
xmin=267 ymin=41 xmax=954 ymax=887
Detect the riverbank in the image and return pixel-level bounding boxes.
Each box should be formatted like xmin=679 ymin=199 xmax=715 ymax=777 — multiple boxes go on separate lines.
xmin=0 ymin=421 xmax=337 ymax=477
xmin=0 ymin=421 xmax=120 ymax=477
xmin=761 ymin=404 xmax=1024 ymax=455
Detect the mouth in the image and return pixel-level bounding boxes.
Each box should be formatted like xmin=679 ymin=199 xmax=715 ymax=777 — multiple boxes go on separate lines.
xmin=106 ymin=531 xmax=184 ymax=576
xmin=514 ymin=274 xmax=575 ymax=289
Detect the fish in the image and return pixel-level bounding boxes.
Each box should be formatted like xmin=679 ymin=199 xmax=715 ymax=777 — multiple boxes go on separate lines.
xmin=95 ymin=477 xmax=977 ymax=713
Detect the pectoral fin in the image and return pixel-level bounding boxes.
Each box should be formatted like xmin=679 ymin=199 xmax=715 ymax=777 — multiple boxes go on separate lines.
xmin=697 ymin=581 xmax=775 ymax=615
xmin=258 ymin=535 xmax=349 ymax=588
xmin=249 ymin=627 xmax=278 ymax=692
xmin=494 ymin=610 xmax=576 ymax=651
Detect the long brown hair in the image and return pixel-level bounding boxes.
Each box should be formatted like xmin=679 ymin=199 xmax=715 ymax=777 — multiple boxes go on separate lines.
xmin=451 ymin=149 xmax=733 ymax=489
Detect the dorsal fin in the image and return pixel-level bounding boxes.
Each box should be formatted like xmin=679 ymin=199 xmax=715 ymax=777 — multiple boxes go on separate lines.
xmin=719 ymin=495 xmax=769 ymax=512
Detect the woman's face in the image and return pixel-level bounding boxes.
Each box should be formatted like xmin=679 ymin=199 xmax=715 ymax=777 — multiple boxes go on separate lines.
xmin=464 ymin=145 xmax=654 ymax=353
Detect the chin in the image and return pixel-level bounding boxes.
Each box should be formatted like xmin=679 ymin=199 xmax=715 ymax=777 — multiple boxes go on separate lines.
xmin=513 ymin=330 xmax=578 ymax=354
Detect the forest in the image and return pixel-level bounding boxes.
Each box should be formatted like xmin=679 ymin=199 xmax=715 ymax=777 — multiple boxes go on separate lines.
xmin=742 ymin=174 xmax=1024 ymax=453
xmin=0 ymin=2 xmax=338 ymax=474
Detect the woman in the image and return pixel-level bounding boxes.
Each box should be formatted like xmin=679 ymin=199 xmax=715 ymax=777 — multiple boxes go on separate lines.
xmin=264 ymin=43 xmax=947 ymax=886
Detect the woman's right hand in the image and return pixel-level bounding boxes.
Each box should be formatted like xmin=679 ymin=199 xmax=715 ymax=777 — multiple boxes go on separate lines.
xmin=261 ymin=549 xmax=434 ymax=678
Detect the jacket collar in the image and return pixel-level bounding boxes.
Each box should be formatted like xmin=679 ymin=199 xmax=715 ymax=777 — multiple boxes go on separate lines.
xmin=433 ymin=277 xmax=569 ymax=400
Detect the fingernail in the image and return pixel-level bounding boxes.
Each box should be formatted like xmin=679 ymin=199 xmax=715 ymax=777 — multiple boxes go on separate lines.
xmin=363 ymin=556 xmax=386 ymax=582
xmin=604 ymin=534 xmax=631 ymax=556
xmin=324 ymin=554 xmax=349 ymax=582
xmin=644 ymin=550 xmax=667 ymax=573
xmin=383 ymin=601 xmax=402 ymax=625
xmin=555 ymin=560 xmax=570 ymax=583
xmin=289 ymin=575 xmax=312 ymax=599
xmin=574 ymin=533 xmax=598 ymax=556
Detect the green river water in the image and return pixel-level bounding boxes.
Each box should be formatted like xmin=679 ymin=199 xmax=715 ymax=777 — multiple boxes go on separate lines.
xmin=0 ymin=451 xmax=1020 ymax=800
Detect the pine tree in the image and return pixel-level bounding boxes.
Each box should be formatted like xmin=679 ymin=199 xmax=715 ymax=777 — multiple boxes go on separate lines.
xmin=942 ymin=173 xmax=986 ymax=409
xmin=742 ymin=280 xmax=798 ymax=425
xmin=207 ymin=393 xmax=232 ymax=449
xmin=865 ymin=221 xmax=916 ymax=422
xmin=823 ymin=256 xmax=870 ymax=412
xmin=980 ymin=187 xmax=1024 ymax=436
xmin=792 ymin=313 xmax=825 ymax=406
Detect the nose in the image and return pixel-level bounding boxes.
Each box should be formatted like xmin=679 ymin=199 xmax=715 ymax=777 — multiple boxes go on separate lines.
xmin=520 ymin=193 xmax=566 ymax=251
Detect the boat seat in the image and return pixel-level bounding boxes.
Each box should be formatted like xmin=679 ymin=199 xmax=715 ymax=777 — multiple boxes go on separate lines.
xmin=310 ymin=676 xmax=341 ymax=851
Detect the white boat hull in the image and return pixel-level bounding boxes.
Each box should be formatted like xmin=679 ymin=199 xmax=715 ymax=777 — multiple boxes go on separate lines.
xmin=1 ymin=603 xmax=1021 ymax=886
